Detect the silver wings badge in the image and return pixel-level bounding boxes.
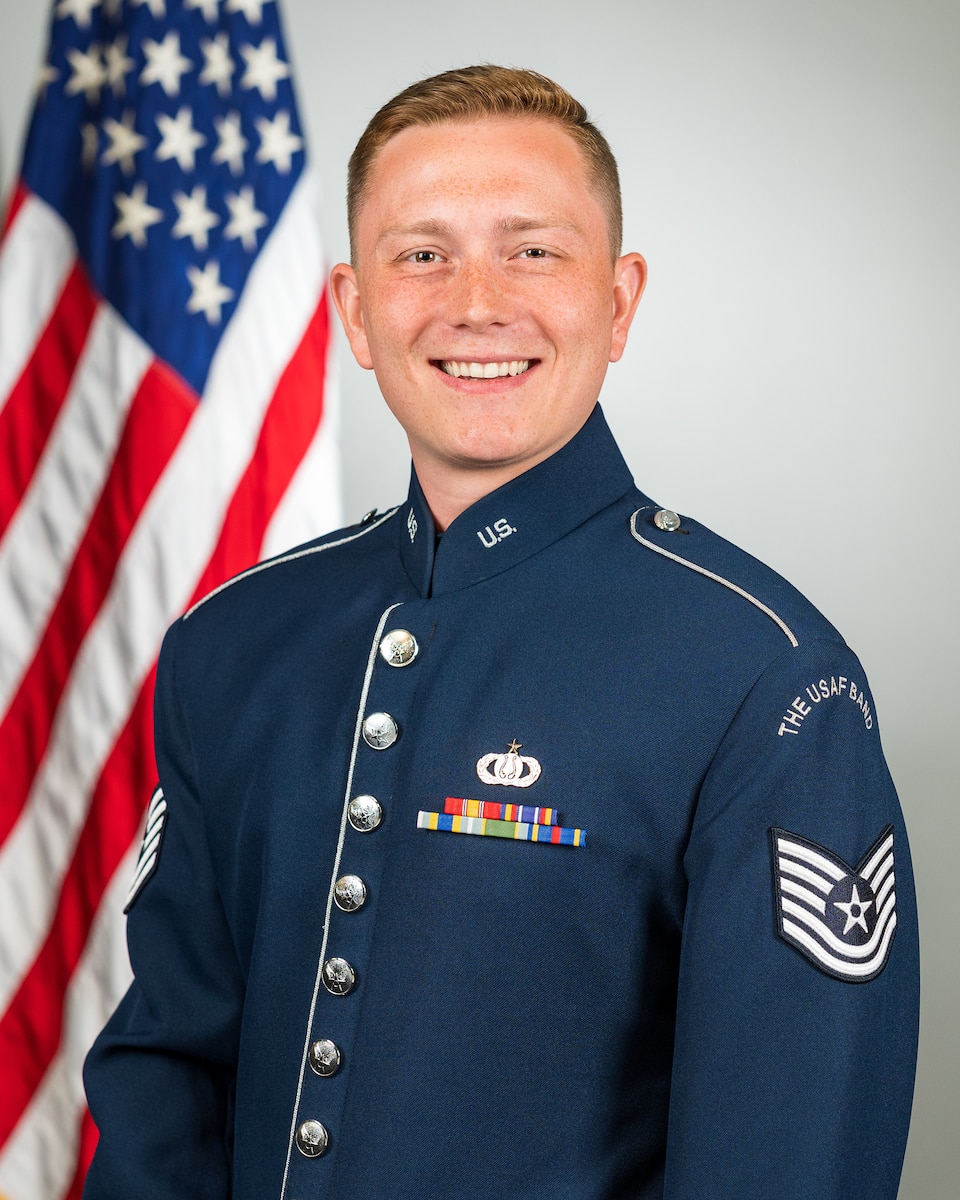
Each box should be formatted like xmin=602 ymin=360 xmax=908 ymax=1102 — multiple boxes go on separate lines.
xmin=476 ymin=740 xmax=542 ymax=788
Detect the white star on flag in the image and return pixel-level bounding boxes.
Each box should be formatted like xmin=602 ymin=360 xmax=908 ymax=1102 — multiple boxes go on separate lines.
xmin=172 ymin=185 xmax=220 ymax=250
xmin=224 ymin=186 xmax=267 ymax=251
xmin=112 ymin=181 xmax=164 ymax=246
xmin=212 ymin=111 xmax=248 ymax=175
xmin=199 ymin=32 xmax=235 ymax=97
xmin=65 ymin=45 xmax=105 ymax=104
xmin=140 ymin=30 xmax=193 ymax=97
xmin=255 ymin=109 xmax=301 ymax=174
xmin=101 ymin=109 xmax=147 ymax=174
xmin=104 ymin=34 xmax=135 ymax=96
xmin=155 ymin=106 xmax=207 ymax=171
xmin=185 ymin=0 xmax=220 ymax=20
xmin=36 ymin=62 xmax=60 ymax=101
xmin=129 ymin=0 xmax=167 ymax=16
xmin=239 ymin=37 xmax=289 ymax=101
xmin=186 ymin=259 xmax=234 ymax=323
xmin=226 ymin=0 xmax=271 ymax=23
xmin=56 ymin=0 xmax=101 ymax=28
xmin=834 ymin=883 xmax=874 ymax=936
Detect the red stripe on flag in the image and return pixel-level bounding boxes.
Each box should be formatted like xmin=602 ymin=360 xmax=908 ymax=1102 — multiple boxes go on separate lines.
xmin=0 ymin=359 xmax=196 ymax=847
xmin=0 ymin=262 xmax=98 ymax=536
xmin=0 ymin=295 xmax=327 ymax=1154
xmin=1 ymin=180 xmax=28 ymax=237
xmin=0 ymin=668 xmax=155 ymax=1148
xmin=63 ymin=1107 xmax=99 ymax=1200
xmin=190 ymin=293 xmax=329 ymax=600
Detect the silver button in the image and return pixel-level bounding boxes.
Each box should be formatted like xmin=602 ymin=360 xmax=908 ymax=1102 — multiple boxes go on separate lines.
xmin=322 ymin=957 xmax=356 ymax=996
xmin=308 ymin=1039 xmax=341 ymax=1077
xmin=347 ymin=795 xmax=382 ymax=833
xmin=653 ymin=508 xmax=682 ymax=532
xmin=334 ymin=874 xmax=367 ymax=913
xmin=379 ymin=628 xmax=419 ymax=667
xmin=295 ymin=1119 xmax=329 ymax=1157
xmin=362 ymin=711 xmax=398 ymax=750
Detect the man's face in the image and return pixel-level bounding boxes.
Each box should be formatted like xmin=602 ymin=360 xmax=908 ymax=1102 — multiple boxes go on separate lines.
xmin=331 ymin=116 xmax=645 ymax=498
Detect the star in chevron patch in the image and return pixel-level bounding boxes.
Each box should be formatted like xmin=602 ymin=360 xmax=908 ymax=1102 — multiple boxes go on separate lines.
xmin=770 ymin=825 xmax=896 ymax=983
xmin=124 ymin=785 xmax=167 ymax=914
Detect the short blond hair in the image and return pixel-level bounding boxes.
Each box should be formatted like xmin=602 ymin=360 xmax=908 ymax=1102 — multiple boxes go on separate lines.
xmin=347 ymin=64 xmax=622 ymax=260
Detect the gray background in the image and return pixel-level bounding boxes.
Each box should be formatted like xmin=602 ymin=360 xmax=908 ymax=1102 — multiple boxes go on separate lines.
xmin=1 ymin=1 xmax=957 ymax=1194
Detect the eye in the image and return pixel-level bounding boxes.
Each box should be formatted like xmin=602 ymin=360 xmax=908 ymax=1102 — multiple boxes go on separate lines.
xmin=409 ymin=250 xmax=439 ymax=263
xmin=519 ymin=247 xmax=550 ymax=259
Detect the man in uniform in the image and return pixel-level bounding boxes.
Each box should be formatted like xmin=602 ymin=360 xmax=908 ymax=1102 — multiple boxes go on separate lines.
xmin=84 ymin=66 xmax=919 ymax=1198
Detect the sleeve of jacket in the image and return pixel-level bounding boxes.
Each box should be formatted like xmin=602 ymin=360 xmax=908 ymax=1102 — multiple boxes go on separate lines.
xmin=662 ymin=636 xmax=919 ymax=1199
xmin=83 ymin=617 xmax=243 ymax=1199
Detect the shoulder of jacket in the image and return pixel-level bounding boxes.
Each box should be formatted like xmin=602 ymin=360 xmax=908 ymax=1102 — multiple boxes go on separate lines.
xmin=181 ymin=505 xmax=400 ymax=622
xmin=627 ymin=502 xmax=842 ymax=651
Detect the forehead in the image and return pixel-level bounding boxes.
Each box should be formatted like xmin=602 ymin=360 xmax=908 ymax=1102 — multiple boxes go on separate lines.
xmin=360 ymin=116 xmax=599 ymax=229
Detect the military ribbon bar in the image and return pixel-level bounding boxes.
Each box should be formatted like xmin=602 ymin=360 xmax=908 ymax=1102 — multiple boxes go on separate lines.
xmin=444 ymin=796 xmax=558 ymax=825
xmin=418 ymin=811 xmax=586 ymax=847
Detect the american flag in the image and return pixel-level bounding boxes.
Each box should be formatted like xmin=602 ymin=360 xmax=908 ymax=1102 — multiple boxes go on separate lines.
xmin=0 ymin=0 xmax=339 ymax=1195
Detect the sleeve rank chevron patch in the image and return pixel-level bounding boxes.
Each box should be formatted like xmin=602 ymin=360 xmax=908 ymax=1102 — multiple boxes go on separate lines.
xmin=770 ymin=824 xmax=897 ymax=983
xmin=123 ymin=785 xmax=168 ymax=914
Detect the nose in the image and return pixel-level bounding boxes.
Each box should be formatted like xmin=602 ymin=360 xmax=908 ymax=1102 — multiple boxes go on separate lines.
xmin=445 ymin=258 xmax=512 ymax=332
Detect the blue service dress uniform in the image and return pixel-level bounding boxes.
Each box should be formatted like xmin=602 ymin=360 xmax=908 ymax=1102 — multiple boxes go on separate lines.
xmin=83 ymin=405 xmax=919 ymax=1199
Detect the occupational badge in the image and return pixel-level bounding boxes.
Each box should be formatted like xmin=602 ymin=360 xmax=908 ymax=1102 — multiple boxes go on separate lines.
xmin=770 ymin=825 xmax=897 ymax=983
xmin=124 ymin=784 xmax=167 ymax=913
xmin=476 ymin=739 xmax=541 ymax=788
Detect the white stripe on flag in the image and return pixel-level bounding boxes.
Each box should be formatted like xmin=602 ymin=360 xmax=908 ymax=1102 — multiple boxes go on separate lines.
xmin=0 ymin=194 xmax=77 ymax=411
xmin=0 ymin=302 xmax=152 ymax=715
xmin=0 ymin=843 xmax=134 ymax=1199
xmin=0 ymin=174 xmax=322 ymax=1015
xmin=260 ymin=368 xmax=341 ymax=558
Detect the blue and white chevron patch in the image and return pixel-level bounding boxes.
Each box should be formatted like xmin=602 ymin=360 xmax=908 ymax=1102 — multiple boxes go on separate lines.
xmin=124 ymin=785 xmax=167 ymax=914
xmin=770 ymin=825 xmax=897 ymax=983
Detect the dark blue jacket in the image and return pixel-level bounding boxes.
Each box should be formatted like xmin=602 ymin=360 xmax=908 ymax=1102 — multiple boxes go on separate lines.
xmin=84 ymin=406 xmax=919 ymax=1199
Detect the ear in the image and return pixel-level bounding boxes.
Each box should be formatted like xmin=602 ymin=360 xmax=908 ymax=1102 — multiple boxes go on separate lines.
xmin=609 ymin=252 xmax=647 ymax=363
xmin=329 ymin=262 xmax=374 ymax=370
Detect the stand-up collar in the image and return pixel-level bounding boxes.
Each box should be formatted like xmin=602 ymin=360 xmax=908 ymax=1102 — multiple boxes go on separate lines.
xmin=398 ymin=405 xmax=635 ymax=598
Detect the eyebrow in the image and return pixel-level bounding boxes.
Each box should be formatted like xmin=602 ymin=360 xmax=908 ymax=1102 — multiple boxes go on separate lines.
xmin=377 ymin=215 xmax=584 ymax=243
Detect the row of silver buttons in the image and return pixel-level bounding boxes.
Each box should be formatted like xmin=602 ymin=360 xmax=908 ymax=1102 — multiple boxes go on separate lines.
xmin=295 ymin=629 xmax=419 ymax=1160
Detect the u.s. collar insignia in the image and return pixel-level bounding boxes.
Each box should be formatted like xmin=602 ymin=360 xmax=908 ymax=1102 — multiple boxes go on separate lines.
xmin=476 ymin=740 xmax=541 ymax=788
xmin=771 ymin=825 xmax=897 ymax=983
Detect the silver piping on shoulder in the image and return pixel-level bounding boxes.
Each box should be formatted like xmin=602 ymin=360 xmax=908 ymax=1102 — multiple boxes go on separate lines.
xmin=630 ymin=509 xmax=799 ymax=648
xmin=185 ymin=507 xmax=400 ymax=620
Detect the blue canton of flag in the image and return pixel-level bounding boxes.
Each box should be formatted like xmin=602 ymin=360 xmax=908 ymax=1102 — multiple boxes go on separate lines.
xmin=25 ymin=0 xmax=305 ymax=396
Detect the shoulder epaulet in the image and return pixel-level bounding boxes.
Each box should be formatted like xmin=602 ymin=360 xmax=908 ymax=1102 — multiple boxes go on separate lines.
xmin=630 ymin=506 xmax=799 ymax=648
xmin=184 ymin=506 xmax=399 ymax=620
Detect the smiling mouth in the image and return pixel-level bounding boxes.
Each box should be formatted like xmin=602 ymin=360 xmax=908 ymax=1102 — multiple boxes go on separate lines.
xmin=436 ymin=359 xmax=532 ymax=379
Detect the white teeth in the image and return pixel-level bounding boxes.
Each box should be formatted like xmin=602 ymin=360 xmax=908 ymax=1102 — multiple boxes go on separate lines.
xmin=440 ymin=360 xmax=530 ymax=378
